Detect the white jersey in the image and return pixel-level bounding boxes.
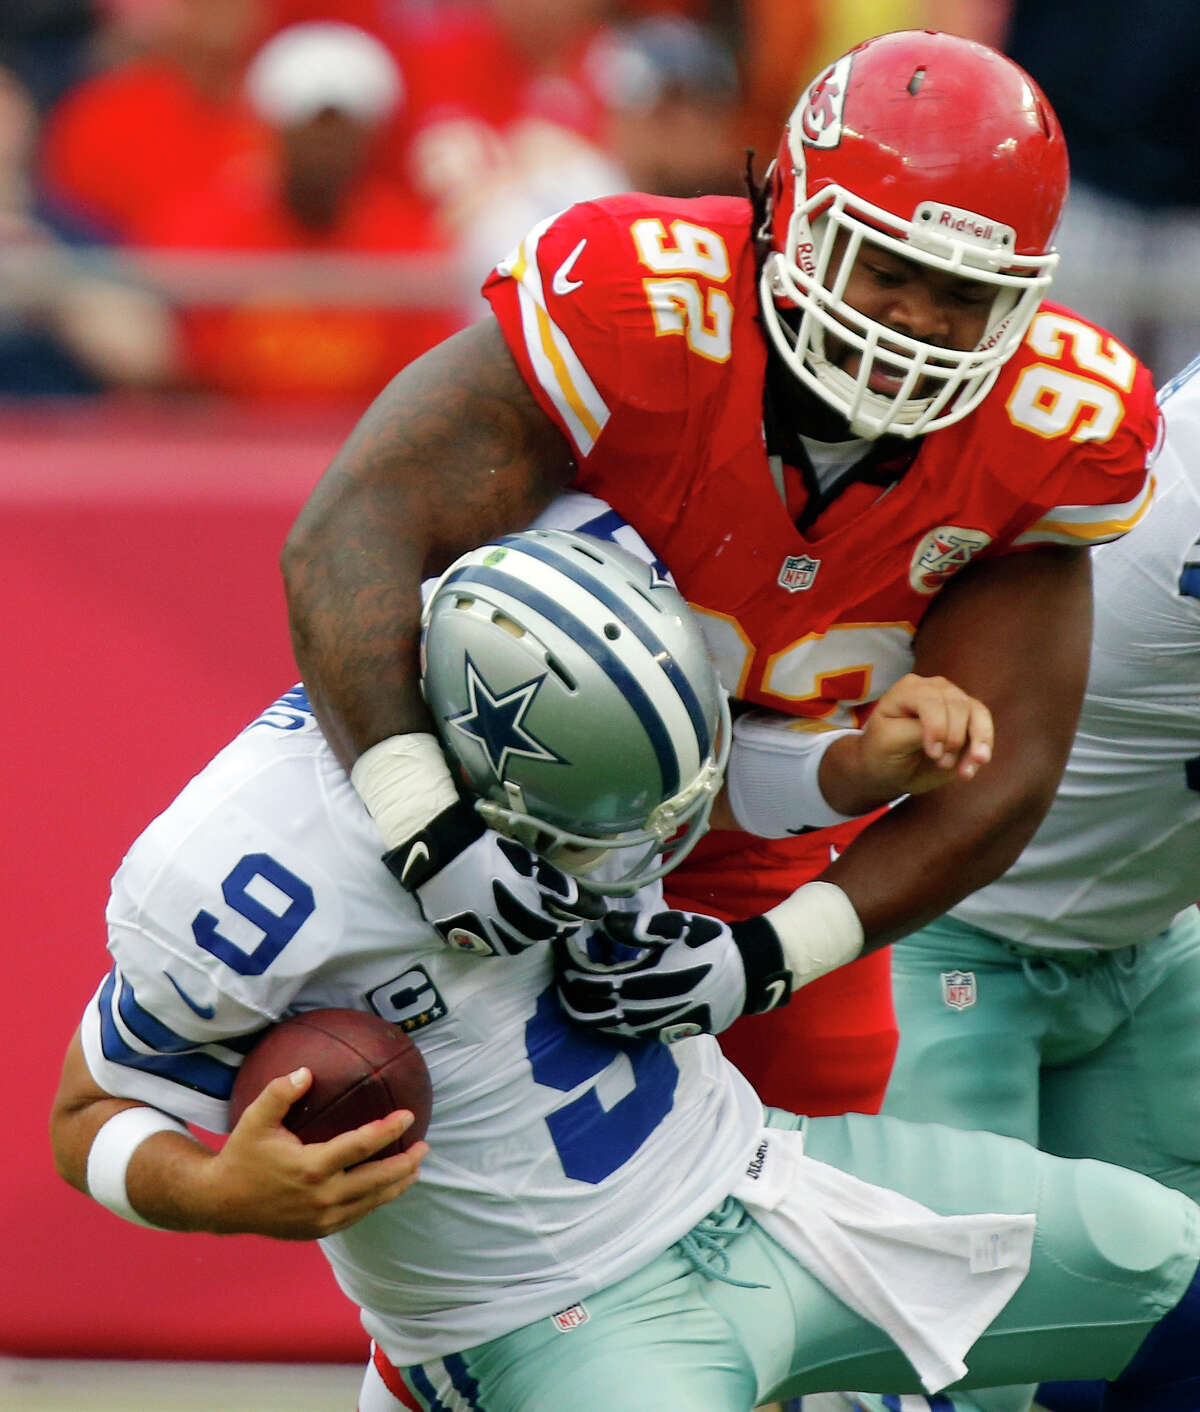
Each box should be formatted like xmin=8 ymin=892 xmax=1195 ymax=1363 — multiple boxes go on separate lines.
xmin=954 ymin=358 xmax=1200 ymax=951
xmin=79 ymin=494 xmax=763 ymax=1368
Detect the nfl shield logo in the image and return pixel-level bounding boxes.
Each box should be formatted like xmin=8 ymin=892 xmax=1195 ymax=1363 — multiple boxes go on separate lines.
xmin=778 ymin=554 xmax=820 ymax=592
xmin=941 ymin=970 xmax=977 ymax=1010
xmin=551 ymin=1303 xmax=590 ymax=1332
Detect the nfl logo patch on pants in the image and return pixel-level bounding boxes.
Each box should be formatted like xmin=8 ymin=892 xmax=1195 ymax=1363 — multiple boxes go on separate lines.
xmin=940 ymin=970 xmax=977 ymax=1010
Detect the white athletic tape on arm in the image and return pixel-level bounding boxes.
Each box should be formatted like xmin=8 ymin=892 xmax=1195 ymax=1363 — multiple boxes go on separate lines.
xmin=350 ymin=733 xmax=459 ymax=851
xmin=764 ymin=881 xmax=865 ymax=990
xmin=726 ymin=714 xmax=861 ymax=837
xmin=86 ymin=1106 xmax=189 ymax=1229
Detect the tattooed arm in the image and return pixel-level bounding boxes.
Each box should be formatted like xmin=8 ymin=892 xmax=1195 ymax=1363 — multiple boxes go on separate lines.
xmin=282 ymin=319 xmax=576 ymax=772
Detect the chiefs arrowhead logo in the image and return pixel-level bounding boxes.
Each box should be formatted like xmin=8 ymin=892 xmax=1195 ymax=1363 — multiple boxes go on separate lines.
xmin=909 ymin=525 xmax=992 ymax=594
xmin=796 ymin=53 xmax=853 ymax=149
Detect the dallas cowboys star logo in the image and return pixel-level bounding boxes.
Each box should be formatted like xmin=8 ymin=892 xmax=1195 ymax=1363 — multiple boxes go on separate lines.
xmin=446 ymin=654 xmax=565 ymax=781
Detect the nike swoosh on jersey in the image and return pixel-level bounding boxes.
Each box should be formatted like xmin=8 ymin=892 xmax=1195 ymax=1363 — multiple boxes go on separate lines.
xmin=551 ymin=239 xmax=588 ymax=296
xmin=164 ymin=971 xmax=217 ymax=1020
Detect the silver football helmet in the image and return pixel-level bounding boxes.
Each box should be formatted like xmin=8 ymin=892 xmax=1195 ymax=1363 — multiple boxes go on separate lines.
xmin=420 ymin=529 xmax=730 ymax=895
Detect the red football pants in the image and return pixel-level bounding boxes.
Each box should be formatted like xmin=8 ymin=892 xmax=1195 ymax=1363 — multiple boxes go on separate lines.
xmin=716 ymin=947 xmax=897 ymax=1115
xmin=666 ymin=822 xmax=897 ymax=1116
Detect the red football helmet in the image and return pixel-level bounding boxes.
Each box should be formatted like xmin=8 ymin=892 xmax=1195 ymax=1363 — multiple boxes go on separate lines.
xmin=760 ymin=30 xmax=1069 ymax=438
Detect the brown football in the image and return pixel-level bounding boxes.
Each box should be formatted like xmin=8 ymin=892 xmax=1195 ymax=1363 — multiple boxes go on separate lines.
xmin=229 ymin=1008 xmax=432 ymax=1158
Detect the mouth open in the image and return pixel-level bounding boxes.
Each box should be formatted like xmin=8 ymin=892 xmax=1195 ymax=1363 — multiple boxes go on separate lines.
xmin=866 ymin=365 xmax=908 ymax=395
xmin=841 ymin=348 xmax=919 ymax=398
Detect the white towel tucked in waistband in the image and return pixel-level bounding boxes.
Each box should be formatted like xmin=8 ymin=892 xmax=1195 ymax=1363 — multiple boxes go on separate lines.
xmin=731 ymin=1127 xmax=1035 ymax=1394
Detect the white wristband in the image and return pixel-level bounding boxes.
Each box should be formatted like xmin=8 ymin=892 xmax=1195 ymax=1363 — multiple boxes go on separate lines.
xmin=86 ymin=1106 xmax=188 ymax=1229
xmin=764 ymin=881 xmax=865 ymax=990
xmin=350 ymin=733 xmax=459 ymax=851
xmin=727 ymin=712 xmax=861 ymax=837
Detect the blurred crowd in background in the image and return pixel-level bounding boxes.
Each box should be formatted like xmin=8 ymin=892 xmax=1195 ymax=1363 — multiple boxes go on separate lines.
xmin=3 ymin=0 xmax=1198 ymax=407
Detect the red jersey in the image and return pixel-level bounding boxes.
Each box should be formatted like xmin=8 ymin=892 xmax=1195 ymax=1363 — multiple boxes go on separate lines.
xmin=140 ymin=169 xmax=461 ymax=403
xmin=40 ymin=61 xmax=268 ymax=240
xmin=484 ymin=193 xmax=1159 ymax=914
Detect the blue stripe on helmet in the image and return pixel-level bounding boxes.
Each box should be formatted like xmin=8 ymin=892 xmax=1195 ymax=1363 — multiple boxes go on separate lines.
xmin=491 ymin=533 xmax=711 ymax=759
xmin=570 ymin=508 xmax=671 ymax=579
xmin=442 ymin=564 xmax=682 ymax=797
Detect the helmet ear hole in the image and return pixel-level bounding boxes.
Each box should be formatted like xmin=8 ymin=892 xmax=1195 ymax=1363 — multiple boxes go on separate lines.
xmin=491 ymin=610 xmax=524 ymax=638
xmin=603 ymin=622 xmax=621 ymax=641
xmin=545 ymin=653 xmax=577 ymax=691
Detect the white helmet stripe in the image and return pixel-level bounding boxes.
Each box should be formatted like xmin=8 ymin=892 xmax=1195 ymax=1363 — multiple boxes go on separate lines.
xmin=475 ymin=548 xmax=710 ymax=781
xmin=440 ymin=563 xmax=686 ymax=796
xmin=493 ymin=534 xmax=713 ymax=757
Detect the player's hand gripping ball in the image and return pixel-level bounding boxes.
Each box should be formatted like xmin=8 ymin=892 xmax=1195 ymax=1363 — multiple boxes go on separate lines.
xmin=229 ymin=1009 xmax=432 ymax=1158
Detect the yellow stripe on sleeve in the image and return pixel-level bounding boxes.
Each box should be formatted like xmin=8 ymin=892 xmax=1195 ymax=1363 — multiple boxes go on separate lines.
xmin=1015 ymin=474 xmax=1156 ymax=547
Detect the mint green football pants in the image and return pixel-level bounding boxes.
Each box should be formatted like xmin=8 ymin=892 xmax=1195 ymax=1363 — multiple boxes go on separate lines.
xmin=387 ymin=1107 xmax=1200 ymax=1411
xmin=850 ymin=905 xmax=1200 ymax=1412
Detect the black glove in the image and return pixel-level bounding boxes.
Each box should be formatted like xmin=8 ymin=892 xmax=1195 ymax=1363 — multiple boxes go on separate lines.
xmin=384 ymin=798 xmax=603 ymax=956
xmin=555 ymin=908 xmax=793 ymax=1041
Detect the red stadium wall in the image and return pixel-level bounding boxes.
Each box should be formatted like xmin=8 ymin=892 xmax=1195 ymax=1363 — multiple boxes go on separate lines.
xmin=4 ymin=405 xmax=370 ymax=1362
